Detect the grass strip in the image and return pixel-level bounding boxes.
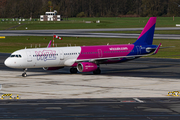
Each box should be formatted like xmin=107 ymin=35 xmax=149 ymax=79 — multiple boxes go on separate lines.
xmin=0 ymin=36 xmax=179 ymax=58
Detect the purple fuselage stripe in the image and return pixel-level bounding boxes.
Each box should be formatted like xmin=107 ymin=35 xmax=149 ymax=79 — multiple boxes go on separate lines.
xmin=77 ymin=44 xmax=134 ymax=60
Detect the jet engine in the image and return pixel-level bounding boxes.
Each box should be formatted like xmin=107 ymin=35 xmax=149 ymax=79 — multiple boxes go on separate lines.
xmin=77 ymin=62 xmax=98 ymax=72
xmin=43 ymin=67 xmax=64 ymax=70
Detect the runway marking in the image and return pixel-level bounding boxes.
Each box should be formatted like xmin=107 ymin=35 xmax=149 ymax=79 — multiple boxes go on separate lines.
xmin=45 ymin=107 xmax=61 ymax=110
xmin=0 ymin=36 xmax=5 ymax=39
xmin=133 ymin=98 xmax=144 ymax=103
xmin=121 ymin=100 xmax=136 ymax=103
xmin=0 ymin=102 xmax=128 ymax=105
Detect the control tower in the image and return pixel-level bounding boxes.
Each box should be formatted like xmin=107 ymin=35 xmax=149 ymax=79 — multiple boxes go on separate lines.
xmin=40 ymin=10 xmax=61 ymax=21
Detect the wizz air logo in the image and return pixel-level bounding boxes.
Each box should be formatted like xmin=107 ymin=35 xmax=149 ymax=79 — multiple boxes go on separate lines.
xmin=35 ymin=50 xmax=57 ymax=61
xmin=109 ymin=47 xmax=128 ymax=50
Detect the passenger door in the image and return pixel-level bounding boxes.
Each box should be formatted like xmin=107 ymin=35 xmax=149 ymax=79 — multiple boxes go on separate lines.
xmin=59 ymin=49 xmax=64 ymax=60
xmin=98 ymin=49 xmax=103 ymax=58
xmin=26 ymin=51 xmax=32 ymax=62
xmin=59 ymin=49 xmax=64 ymax=65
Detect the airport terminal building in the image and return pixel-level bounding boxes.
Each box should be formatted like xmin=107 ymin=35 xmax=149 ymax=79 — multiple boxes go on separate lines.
xmin=40 ymin=10 xmax=61 ymax=21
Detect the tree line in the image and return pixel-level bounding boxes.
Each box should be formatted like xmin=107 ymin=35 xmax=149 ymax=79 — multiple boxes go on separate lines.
xmin=0 ymin=0 xmax=180 ymax=18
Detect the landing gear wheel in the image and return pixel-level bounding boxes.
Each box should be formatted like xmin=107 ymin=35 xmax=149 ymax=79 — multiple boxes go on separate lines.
xmin=22 ymin=73 xmax=27 ymax=77
xmin=93 ymin=68 xmax=101 ymax=74
xmin=22 ymin=68 xmax=27 ymax=77
xmin=70 ymin=68 xmax=78 ymax=74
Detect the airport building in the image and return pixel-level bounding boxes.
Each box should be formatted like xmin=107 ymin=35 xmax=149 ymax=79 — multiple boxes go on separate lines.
xmin=40 ymin=10 xmax=61 ymax=21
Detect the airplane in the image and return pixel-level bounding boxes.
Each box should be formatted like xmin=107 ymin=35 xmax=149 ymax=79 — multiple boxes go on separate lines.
xmin=4 ymin=17 xmax=161 ymax=77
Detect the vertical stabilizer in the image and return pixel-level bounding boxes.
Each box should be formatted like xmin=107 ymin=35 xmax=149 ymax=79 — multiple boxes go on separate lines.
xmin=134 ymin=17 xmax=156 ymax=45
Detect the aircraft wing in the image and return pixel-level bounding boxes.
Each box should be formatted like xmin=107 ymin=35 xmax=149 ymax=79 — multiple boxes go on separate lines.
xmin=75 ymin=43 xmax=161 ymax=63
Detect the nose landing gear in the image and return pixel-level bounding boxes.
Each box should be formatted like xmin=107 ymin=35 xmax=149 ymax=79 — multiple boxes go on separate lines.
xmin=22 ymin=68 xmax=27 ymax=77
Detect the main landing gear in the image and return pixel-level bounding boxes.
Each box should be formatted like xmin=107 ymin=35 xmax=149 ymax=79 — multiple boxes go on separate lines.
xmin=70 ymin=68 xmax=78 ymax=74
xmin=22 ymin=68 xmax=27 ymax=77
xmin=93 ymin=68 xmax=101 ymax=74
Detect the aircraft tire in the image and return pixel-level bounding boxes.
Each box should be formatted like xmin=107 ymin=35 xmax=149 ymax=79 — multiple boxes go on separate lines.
xmin=93 ymin=68 xmax=101 ymax=74
xmin=22 ymin=73 xmax=27 ymax=77
xmin=70 ymin=68 xmax=77 ymax=74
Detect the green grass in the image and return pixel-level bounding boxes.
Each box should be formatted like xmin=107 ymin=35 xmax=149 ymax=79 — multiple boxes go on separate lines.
xmin=0 ymin=22 xmax=19 ymax=30
xmin=1 ymin=17 xmax=180 ymax=30
xmin=0 ymin=36 xmax=180 ymax=59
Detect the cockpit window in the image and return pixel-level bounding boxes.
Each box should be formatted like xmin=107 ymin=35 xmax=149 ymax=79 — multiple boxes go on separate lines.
xmin=10 ymin=55 xmax=15 ymax=57
xmin=10 ymin=54 xmax=22 ymax=58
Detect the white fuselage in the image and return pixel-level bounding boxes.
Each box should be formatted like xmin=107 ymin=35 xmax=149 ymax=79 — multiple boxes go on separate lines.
xmin=4 ymin=47 xmax=81 ymax=69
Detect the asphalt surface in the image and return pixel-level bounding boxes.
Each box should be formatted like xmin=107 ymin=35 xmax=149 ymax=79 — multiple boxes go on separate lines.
xmin=1 ymin=53 xmax=180 ymax=119
xmin=1 ymin=27 xmax=180 ymax=39
xmin=1 ymin=98 xmax=180 ymax=119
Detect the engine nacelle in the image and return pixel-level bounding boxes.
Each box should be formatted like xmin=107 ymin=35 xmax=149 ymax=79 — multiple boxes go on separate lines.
xmin=43 ymin=67 xmax=64 ymax=70
xmin=77 ymin=62 xmax=98 ymax=72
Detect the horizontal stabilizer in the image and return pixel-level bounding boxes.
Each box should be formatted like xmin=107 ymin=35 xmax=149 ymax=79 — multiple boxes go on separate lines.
xmin=160 ymin=46 xmax=175 ymax=49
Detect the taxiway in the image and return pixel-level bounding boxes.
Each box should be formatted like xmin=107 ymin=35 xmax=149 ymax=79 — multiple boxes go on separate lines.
xmin=1 ymin=53 xmax=180 ymax=119
xmin=1 ymin=53 xmax=180 ymax=99
xmin=1 ymin=27 xmax=180 ymax=39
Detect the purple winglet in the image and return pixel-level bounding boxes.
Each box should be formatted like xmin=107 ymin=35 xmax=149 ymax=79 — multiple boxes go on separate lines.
xmin=47 ymin=40 xmax=52 ymax=48
xmin=154 ymin=43 xmax=161 ymax=54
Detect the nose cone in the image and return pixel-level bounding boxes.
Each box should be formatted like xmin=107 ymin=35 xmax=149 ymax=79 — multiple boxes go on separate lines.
xmin=4 ymin=58 xmax=11 ymax=68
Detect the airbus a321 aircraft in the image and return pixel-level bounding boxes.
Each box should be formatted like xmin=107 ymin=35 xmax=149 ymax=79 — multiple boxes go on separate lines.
xmin=4 ymin=17 xmax=161 ymax=77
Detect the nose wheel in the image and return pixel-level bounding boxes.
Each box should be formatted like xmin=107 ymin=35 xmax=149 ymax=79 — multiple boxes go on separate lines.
xmin=22 ymin=73 xmax=27 ymax=77
xmin=22 ymin=68 xmax=27 ymax=77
